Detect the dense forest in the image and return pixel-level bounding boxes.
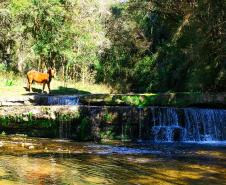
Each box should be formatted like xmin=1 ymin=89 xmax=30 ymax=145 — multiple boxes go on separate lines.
xmin=0 ymin=0 xmax=225 ymax=93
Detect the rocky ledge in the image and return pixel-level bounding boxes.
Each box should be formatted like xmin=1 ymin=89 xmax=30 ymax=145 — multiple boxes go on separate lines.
xmin=0 ymin=93 xmax=225 ymax=108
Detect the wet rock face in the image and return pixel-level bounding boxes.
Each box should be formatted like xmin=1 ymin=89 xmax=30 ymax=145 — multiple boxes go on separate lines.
xmin=0 ymin=106 xmax=146 ymax=140
xmin=0 ymin=105 xmax=225 ymax=142
xmin=0 ymin=106 xmax=79 ymax=120
xmin=0 ymin=96 xmax=33 ymax=106
xmin=0 ymin=95 xmax=81 ymax=106
xmin=152 ymin=126 xmax=184 ymax=142
xmin=173 ymin=128 xmax=183 ymax=141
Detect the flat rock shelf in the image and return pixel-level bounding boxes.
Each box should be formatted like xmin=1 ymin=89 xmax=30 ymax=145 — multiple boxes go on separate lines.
xmin=0 ymin=93 xmax=226 ymax=107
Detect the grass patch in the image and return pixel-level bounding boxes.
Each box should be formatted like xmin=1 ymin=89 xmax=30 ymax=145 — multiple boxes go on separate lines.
xmin=0 ymin=72 xmax=111 ymax=97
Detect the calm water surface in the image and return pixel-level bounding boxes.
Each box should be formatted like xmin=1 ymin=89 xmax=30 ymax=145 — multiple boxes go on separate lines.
xmin=0 ymin=135 xmax=225 ymax=185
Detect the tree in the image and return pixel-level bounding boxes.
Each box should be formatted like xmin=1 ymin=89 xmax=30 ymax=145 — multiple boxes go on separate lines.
xmin=98 ymin=0 xmax=226 ymax=92
xmin=0 ymin=0 xmax=13 ymax=70
xmin=10 ymin=0 xmax=75 ymax=72
xmin=8 ymin=0 xmax=107 ymax=84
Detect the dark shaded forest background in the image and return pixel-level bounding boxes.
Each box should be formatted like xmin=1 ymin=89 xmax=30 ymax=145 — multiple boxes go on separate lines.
xmin=0 ymin=0 xmax=225 ymax=93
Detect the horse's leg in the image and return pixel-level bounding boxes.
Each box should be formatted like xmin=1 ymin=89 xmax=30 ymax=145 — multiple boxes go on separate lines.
xmin=27 ymin=76 xmax=32 ymax=92
xmin=29 ymin=83 xmax=32 ymax=92
xmin=42 ymin=83 xmax=46 ymax=93
xmin=28 ymin=80 xmax=33 ymax=92
xmin=47 ymin=82 xmax=51 ymax=94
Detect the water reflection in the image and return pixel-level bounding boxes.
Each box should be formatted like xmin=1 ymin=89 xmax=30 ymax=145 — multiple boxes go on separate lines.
xmin=0 ymin=135 xmax=225 ymax=185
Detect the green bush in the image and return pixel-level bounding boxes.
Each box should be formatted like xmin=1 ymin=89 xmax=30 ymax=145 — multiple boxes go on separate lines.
xmin=5 ymin=79 xmax=15 ymax=86
xmin=0 ymin=63 xmax=7 ymax=72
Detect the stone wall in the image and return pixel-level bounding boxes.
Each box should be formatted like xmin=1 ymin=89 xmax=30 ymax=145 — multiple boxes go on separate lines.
xmin=1 ymin=93 xmax=226 ymax=107
xmin=79 ymin=93 xmax=226 ymax=108
xmin=0 ymin=105 xmax=225 ymax=142
xmin=0 ymin=105 xmax=152 ymax=140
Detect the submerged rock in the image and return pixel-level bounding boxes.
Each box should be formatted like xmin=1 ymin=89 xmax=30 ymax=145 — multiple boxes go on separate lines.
xmin=28 ymin=145 xmax=34 ymax=150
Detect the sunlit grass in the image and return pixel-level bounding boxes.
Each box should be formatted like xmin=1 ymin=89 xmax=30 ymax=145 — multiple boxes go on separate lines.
xmin=0 ymin=72 xmax=111 ymax=97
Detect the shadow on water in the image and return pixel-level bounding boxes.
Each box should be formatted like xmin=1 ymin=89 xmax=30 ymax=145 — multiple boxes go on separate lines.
xmin=1 ymin=140 xmax=225 ymax=185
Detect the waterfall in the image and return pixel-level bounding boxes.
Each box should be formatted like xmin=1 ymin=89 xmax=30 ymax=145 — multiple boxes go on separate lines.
xmin=150 ymin=107 xmax=226 ymax=142
xmin=184 ymin=108 xmax=226 ymax=142
xmin=59 ymin=121 xmax=72 ymax=139
xmin=151 ymin=107 xmax=184 ymax=142
xmin=138 ymin=107 xmax=143 ymax=142
xmin=47 ymin=96 xmax=80 ymax=105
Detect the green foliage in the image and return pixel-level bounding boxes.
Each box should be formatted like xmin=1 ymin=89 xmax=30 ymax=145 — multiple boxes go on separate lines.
xmin=121 ymin=95 xmax=156 ymax=107
xmin=98 ymin=0 xmax=226 ymax=93
xmin=100 ymin=128 xmax=114 ymax=140
xmin=102 ymin=112 xmax=114 ymax=123
xmin=1 ymin=0 xmax=225 ymax=93
xmin=0 ymin=116 xmax=9 ymax=127
xmin=5 ymin=79 xmax=15 ymax=86
xmin=1 ymin=131 xmax=6 ymax=136
xmin=1 ymin=0 xmax=106 ymax=84
xmin=79 ymin=117 xmax=92 ymax=141
xmin=58 ymin=114 xmax=72 ymax=122
xmin=57 ymin=112 xmax=79 ymax=121
xmin=122 ymin=96 xmax=141 ymax=106
xmin=0 ymin=114 xmax=57 ymax=128
xmin=10 ymin=0 xmax=74 ymax=67
xmin=27 ymin=112 xmax=33 ymax=120
xmin=0 ymin=63 xmax=7 ymax=72
xmin=39 ymin=120 xmax=56 ymax=128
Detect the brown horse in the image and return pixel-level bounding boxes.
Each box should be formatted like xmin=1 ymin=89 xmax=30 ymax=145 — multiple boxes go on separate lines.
xmin=27 ymin=68 xmax=55 ymax=94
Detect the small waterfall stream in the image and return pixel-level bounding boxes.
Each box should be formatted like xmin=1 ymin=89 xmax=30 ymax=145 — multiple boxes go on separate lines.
xmin=59 ymin=121 xmax=72 ymax=139
xmin=184 ymin=108 xmax=226 ymax=142
xmin=34 ymin=95 xmax=226 ymax=142
xmin=138 ymin=107 xmax=143 ymax=142
xmin=47 ymin=96 xmax=80 ymax=105
xmin=151 ymin=107 xmax=184 ymax=142
xmin=150 ymin=107 xmax=226 ymax=143
xmin=56 ymin=106 xmax=226 ymax=142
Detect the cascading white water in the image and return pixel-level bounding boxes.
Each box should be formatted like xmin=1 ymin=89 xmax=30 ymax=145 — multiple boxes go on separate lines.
xmin=151 ymin=107 xmax=179 ymax=126
xmin=59 ymin=121 xmax=72 ymax=139
xmin=47 ymin=96 xmax=80 ymax=105
xmin=184 ymin=108 xmax=226 ymax=142
xmin=151 ymin=107 xmax=226 ymax=143
xmin=44 ymin=96 xmax=79 ymax=138
xmin=151 ymin=107 xmax=184 ymax=142
xmin=138 ymin=107 xmax=143 ymax=142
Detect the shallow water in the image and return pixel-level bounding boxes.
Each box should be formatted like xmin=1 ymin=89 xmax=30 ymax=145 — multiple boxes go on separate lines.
xmin=0 ymin=135 xmax=225 ymax=185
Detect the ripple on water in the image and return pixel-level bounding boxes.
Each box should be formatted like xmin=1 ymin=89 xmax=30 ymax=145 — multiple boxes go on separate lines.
xmin=85 ymin=144 xmax=161 ymax=155
xmin=184 ymin=141 xmax=226 ymax=146
xmin=0 ymin=136 xmax=226 ymax=185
